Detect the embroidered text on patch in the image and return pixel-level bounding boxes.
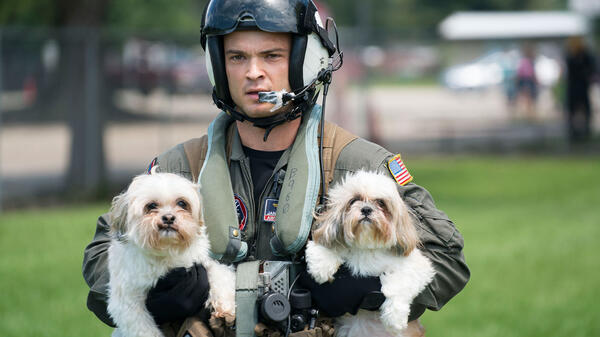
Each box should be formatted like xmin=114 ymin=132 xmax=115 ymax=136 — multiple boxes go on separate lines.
xmin=388 ymin=154 xmax=413 ymax=186
xmin=264 ymin=198 xmax=278 ymax=222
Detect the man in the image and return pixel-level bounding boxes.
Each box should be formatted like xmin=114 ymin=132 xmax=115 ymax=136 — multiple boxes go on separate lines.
xmin=565 ymin=36 xmax=596 ymax=143
xmin=82 ymin=1 xmax=469 ymax=336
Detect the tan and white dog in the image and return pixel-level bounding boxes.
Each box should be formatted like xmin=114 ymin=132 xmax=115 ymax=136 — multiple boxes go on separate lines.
xmin=107 ymin=172 xmax=235 ymax=337
xmin=305 ymin=170 xmax=435 ymax=337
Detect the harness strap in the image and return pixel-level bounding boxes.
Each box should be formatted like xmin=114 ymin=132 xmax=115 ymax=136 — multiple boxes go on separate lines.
xmin=235 ymin=261 xmax=261 ymax=337
xmin=183 ymin=122 xmax=356 ymax=191
xmin=184 ymin=124 xmax=235 ymax=182
xmin=320 ymin=122 xmax=358 ymax=194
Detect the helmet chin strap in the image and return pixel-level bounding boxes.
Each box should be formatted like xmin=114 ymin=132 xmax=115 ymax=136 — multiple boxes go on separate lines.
xmin=212 ymin=88 xmax=315 ymax=142
xmin=212 ymin=65 xmax=334 ymax=141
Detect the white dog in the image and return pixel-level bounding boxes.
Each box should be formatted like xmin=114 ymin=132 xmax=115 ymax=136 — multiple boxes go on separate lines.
xmin=107 ymin=172 xmax=235 ymax=337
xmin=305 ymin=170 xmax=435 ymax=337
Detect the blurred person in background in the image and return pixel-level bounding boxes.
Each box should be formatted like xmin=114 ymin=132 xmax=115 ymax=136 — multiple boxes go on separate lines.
xmin=565 ymin=36 xmax=596 ymax=144
xmin=516 ymin=44 xmax=538 ymax=119
xmin=501 ymin=49 xmax=519 ymax=111
xmin=82 ymin=1 xmax=469 ymax=336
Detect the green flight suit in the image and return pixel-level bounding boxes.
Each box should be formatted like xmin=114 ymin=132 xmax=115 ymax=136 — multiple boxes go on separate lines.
xmin=82 ymin=120 xmax=470 ymax=328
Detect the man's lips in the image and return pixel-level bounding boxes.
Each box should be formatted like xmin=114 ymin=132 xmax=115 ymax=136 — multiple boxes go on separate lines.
xmin=246 ymin=89 xmax=268 ymax=101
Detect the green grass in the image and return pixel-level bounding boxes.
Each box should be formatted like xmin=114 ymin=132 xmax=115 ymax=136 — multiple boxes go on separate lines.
xmin=412 ymin=156 xmax=600 ymax=337
xmin=1 ymin=156 xmax=599 ymax=337
xmin=0 ymin=203 xmax=113 ymax=337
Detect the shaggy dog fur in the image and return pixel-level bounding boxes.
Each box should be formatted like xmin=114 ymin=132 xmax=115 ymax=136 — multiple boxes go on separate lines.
xmin=107 ymin=172 xmax=235 ymax=337
xmin=305 ymin=171 xmax=435 ymax=337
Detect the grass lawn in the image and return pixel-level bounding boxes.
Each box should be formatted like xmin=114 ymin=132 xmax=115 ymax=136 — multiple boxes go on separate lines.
xmin=412 ymin=156 xmax=600 ymax=337
xmin=0 ymin=203 xmax=113 ymax=337
xmin=1 ymin=156 xmax=599 ymax=337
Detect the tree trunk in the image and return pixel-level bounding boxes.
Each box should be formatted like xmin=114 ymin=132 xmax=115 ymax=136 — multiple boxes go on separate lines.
xmin=56 ymin=0 xmax=109 ymax=195
xmin=59 ymin=27 xmax=106 ymax=195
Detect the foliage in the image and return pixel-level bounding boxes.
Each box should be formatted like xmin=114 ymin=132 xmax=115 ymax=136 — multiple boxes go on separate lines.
xmin=324 ymin=0 xmax=566 ymax=40
xmin=0 ymin=0 xmax=207 ymax=35
xmin=0 ymin=0 xmax=566 ymax=37
xmin=1 ymin=156 xmax=599 ymax=336
xmin=105 ymin=0 xmax=207 ymax=35
xmin=0 ymin=0 xmax=57 ymax=26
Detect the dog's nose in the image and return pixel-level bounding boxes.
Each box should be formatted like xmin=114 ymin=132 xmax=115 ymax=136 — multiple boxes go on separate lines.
xmin=162 ymin=214 xmax=176 ymax=225
xmin=361 ymin=206 xmax=372 ymax=216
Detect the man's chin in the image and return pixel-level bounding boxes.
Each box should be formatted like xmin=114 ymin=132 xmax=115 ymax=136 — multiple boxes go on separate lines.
xmin=238 ymin=104 xmax=277 ymax=119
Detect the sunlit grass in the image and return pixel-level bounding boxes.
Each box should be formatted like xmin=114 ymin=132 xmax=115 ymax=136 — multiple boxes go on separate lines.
xmin=0 ymin=203 xmax=113 ymax=337
xmin=411 ymin=156 xmax=600 ymax=337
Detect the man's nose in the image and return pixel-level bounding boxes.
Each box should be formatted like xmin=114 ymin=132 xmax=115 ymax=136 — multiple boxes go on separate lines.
xmin=246 ymin=58 xmax=264 ymax=80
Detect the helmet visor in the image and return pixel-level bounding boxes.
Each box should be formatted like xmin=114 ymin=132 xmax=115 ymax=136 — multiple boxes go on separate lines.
xmin=203 ymin=0 xmax=312 ymax=36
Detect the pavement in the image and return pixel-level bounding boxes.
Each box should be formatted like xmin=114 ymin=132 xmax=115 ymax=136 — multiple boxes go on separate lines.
xmin=1 ymin=85 xmax=598 ymax=206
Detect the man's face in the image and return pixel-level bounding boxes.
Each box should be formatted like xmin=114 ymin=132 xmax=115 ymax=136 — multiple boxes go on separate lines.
xmin=223 ymin=30 xmax=292 ymax=118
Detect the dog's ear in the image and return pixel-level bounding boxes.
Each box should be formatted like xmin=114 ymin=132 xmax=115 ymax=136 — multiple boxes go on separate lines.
xmin=312 ymin=204 xmax=344 ymax=247
xmin=190 ymin=182 xmax=204 ymax=226
xmin=395 ymin=205 xmax=420 ymax=256
xmin=109 ymin=191 xmax=129 ymax=239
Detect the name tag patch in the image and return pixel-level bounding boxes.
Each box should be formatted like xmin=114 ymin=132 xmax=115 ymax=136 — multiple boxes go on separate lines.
xmin=264 ymin=198 xmax=278 ymax=222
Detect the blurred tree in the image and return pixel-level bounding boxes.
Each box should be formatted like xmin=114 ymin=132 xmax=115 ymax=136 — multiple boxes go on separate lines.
xmin=106 ymin=0 xmax=206 ymax=35
xmin=0 ymin=0 xmax=56 ymax=26
xmin=324 ymin=0 xmax=565 ymax=40
xmin=53 ymin=0 xmax=109 ymax=196
xmin=0 ymin=0 xmax=205 ymax=33
xmin=1 ymin=0 xmax=111 ymax=195
xmin=1 ymin=0 xmax=206 ymax=196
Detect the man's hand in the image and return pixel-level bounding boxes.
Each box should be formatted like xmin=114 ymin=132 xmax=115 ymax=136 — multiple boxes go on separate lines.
xmin=297 ymin=265 xmax=383 ymax=317
xmin=145 ymin=264 xmax=210 ymax=325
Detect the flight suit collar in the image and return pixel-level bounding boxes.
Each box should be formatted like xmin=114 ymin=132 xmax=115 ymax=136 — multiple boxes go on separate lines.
xmin=228 ymin=122 xmax=292 ymax=169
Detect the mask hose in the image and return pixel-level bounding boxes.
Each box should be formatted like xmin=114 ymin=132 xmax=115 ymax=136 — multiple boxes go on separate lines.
xmin=318 ymin=70 xmax=332 ymax=206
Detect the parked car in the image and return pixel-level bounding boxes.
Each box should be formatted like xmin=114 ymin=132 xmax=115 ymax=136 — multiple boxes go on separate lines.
xmin=441 ymin=48 xmax=561 ymax=91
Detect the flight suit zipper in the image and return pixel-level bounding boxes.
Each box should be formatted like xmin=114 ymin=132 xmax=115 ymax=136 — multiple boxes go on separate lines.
xmin=238 ymin=157 xmax=256 ymax=257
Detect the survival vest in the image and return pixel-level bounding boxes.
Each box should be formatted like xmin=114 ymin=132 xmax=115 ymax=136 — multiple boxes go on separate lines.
xmin=180 ymin=106 xmax=356 ymax=263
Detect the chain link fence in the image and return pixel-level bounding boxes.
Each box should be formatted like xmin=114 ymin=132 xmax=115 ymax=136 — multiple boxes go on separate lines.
xmin=1 ymin=26 xmax=596 ymax=209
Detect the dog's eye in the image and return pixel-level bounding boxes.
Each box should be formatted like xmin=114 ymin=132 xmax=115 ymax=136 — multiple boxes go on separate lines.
xmin=145 ymin=202 xmax=158 ymax=212
xmin=349 ymin=196 xmax=360 ymax=205
xmin=177 ymin=200 xmax=188 ymax=210
xmin=376 ymin=199 xmax=386 ymax=209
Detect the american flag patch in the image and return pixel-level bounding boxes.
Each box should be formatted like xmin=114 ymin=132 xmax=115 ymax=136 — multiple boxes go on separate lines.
xmin=147 ymin=157 xmax=158 ymax=174
xmin=387 ymin=154 xmax=413 ymax=186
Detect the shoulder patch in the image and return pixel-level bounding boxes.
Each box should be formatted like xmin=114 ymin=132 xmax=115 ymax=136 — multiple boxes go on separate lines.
xmin=234 ymin=194 xmax=248 ymax=231
xmin=387 ymin=154 xmax=413 ymax=186
xmin=147 ymin=157 xmax=158 ymax=174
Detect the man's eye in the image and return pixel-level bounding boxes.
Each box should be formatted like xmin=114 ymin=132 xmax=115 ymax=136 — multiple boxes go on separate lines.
xmin=177 ymin=200 xmax=188 ymax=209
xmin=230 ymin=55 xmax=244 ymax=61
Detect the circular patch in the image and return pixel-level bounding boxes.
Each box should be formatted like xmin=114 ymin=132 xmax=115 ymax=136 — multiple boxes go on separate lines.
xmin=234 ymin=194 xmax=248 ymax=231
